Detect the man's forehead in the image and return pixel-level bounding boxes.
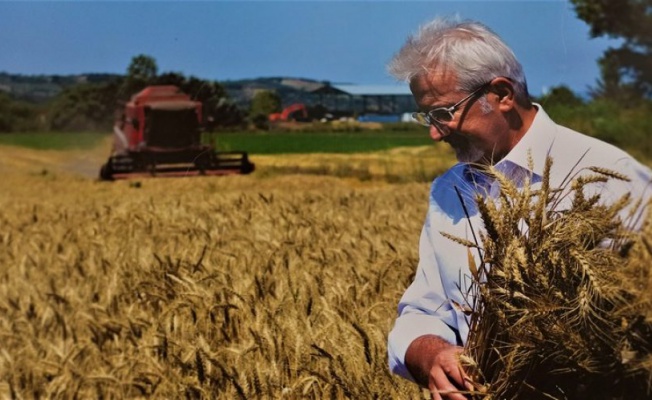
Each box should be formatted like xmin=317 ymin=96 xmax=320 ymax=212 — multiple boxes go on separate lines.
xmin=409 ymin=71 xmax=458 ymax=101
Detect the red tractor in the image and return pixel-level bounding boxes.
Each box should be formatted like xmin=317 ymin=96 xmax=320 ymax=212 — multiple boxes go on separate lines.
xmin=99 ymin=85 xmax=254 ymax=180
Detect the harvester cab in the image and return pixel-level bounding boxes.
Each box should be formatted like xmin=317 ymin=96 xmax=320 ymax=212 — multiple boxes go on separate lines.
xmin=99 ymin=85 xmax=254 ymax=180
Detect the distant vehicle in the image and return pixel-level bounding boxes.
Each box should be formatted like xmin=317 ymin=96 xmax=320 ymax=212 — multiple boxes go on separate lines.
xmin=269 ymin=103 xmax=309 ymax=122
xmin=99 ymin=85 xmax=254 ymax=180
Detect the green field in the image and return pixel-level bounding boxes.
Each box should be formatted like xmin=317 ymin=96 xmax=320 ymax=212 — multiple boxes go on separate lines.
xmin=0 ymin=129 xmax=433 ymax=154
xmin=210 ymin=130 xmax=431 ymax=154
xmin=0 ymin=132 xmax=106 ymax=150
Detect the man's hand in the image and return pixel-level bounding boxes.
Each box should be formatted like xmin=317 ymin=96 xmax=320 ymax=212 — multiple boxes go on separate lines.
xmin=405 ymin=334 xmax=471 ymax=400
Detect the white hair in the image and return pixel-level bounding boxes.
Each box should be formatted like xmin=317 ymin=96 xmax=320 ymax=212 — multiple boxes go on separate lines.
xmin=388 ymin=17 xmax=530 ymax=106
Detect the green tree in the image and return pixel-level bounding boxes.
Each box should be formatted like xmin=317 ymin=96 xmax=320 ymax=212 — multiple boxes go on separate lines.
xmin=570 ymin=0 xmax=652 ymax=100
xmin=537 ymin=85 xmax=584 ymax=107
xmin=0 ymin=92 xmax=43 ymax=132
xmin=182 ymin=76 xmax=228 ymax=124
xmin=155 ymin=73 xmax=242 ymax=129
xmin=47 ymin=80 xmax=121 ymax=132
xmin=249 ymin=90 xmax=281 ymax=129
xmin=121 ymin=54 xmax=158 ymax=100
xmin=211 ymin=98 xmax=246 ymax=130
xmin=154 ymin=71 xmax=186 ymax=88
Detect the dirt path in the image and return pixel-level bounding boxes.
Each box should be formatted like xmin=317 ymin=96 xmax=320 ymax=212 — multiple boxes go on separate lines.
xmin=0 ymin=137 xmax=112 ymax=179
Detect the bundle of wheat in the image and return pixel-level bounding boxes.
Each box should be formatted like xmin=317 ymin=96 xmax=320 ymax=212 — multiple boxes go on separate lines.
xmin=458 ymin=156 xmax=652 ymax=399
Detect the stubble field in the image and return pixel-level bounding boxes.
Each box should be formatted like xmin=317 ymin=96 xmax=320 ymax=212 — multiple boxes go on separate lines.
xmin=0 ymin=139 xmax=453 ymax=398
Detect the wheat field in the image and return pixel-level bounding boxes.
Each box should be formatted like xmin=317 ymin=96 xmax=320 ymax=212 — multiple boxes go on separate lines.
xmin=0 ymin=142 xmax=451 ymax=398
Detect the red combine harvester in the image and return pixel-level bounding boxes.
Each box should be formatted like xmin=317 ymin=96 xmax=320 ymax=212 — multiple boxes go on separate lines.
xmin=99 ymin=85 xmax=254 ymax=180
xmin=268 ymin=103 xmax=308 ymax=122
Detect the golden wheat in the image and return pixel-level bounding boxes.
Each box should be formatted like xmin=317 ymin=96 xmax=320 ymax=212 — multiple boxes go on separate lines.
xmin=0 ymin=146 xmax=433 ymax=399
xmin=460 ymin=158 xmax=652 ymax=400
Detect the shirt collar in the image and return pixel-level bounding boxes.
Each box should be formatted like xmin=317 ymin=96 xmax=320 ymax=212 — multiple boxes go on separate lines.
xmin=495 ymin=103 xmax=557 ymax=179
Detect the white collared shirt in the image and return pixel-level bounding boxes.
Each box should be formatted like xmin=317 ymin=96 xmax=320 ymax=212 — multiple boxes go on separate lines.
xmin=387 ymin=105 xmax=652 ymax=381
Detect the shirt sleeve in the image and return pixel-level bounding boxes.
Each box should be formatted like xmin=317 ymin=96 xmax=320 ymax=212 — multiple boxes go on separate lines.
xmin=387 ymin=211 xmax=460 ymax=382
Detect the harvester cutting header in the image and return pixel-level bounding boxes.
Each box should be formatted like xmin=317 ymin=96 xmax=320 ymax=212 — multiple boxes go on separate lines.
xmin=99 ymin=85 xmax=254 ymax=180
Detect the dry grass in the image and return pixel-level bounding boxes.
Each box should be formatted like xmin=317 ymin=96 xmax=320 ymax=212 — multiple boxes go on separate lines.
xmin=7 ymin=140 xmax=650 ymax=399
xmin=0 ymin=136 xmax=456 ymax=183
xmin=460 ymin=157 xmax=652 ymax=400
xmin=252 ymin=144 xmax=454 ymax=183
xmin=0 ymin=144 xmax=440 ymax=398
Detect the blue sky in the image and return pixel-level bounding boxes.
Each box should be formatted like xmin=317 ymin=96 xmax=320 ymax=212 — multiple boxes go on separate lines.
xmin=1 ymin=1 xmax=619 ymax=97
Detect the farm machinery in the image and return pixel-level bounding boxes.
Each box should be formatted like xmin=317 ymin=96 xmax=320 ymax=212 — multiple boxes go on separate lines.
xmin=268 ymin=103 xmax=308 ymax=122
xmin=99 ymin=85 xmax=254 ymax=180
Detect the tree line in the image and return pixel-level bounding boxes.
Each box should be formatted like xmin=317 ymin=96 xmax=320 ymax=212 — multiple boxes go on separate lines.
xmin=0 ymin=1 xmax=650 ymax=142
xmin=0 ymin=55 xmax=249 ymax=133
xmin=0 ymin=53 xmax=315 ymax=134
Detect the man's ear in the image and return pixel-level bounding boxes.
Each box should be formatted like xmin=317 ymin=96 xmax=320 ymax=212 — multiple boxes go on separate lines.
xmin=490 ymin=77 xmax=515 ymax=111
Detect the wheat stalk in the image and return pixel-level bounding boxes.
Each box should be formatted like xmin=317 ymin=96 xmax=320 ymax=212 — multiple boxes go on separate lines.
xmin=457 ymin=156 xmax=652 ymax=399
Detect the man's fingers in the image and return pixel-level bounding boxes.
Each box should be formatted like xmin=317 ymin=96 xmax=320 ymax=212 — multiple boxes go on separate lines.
xmin=463 ymin=375 xmax=475 ymax=392
xmin=432 ymin=388 xmax=469 ymax=400
xmin=428 ymin=378 xmax=443 ymax=400
xmin=437 ymin=389 xmax=469 ymax=400
xmin=431 ymin=368 xmax=469 ymax=400
xmin=430 ymin=387 xmax=443 ymax=400
xmin=439 ymin=364 xmax=469 ymax=397
xmin=455 ymin=363 xmax=475 ymax=392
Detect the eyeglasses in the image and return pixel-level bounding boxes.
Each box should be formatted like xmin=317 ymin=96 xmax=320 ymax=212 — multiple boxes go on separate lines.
xmin=412 ymin=83 xmax=489 ymax=127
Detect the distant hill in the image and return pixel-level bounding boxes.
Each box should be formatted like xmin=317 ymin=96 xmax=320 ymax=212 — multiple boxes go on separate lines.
xmin=221 ymin=76 xmax=330 ymax=109
xmin=0 ymin=72 xmax=122 ymax=103
xmin=0 ymin=72 xmax=329 ymax=108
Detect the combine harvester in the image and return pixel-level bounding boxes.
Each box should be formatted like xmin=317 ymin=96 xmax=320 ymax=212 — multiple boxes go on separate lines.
xmin=99 ymin=85 xmax=254 ymax=180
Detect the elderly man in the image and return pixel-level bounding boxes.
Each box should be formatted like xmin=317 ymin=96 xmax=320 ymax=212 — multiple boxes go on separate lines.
xmin=386 ymin=17 xmax=652 ymax=400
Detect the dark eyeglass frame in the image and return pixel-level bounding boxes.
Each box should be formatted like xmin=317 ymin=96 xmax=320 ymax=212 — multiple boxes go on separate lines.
xmin=412 ymin=82 xmax=490 ymax=127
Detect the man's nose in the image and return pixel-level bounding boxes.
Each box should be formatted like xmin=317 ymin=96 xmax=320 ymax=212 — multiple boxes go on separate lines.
xmin=429 ymin=123 xmax=449 ymax=141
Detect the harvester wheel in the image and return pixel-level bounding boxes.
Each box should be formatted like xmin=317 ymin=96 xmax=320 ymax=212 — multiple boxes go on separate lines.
xmin=99 ymin=163 xmax=114 ymax=181
xmin=241 ymin=162 xmax=255 ymax=174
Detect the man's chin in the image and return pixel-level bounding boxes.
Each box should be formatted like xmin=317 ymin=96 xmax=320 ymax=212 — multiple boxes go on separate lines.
xmin=447 ymin=137 xmax=483 ymax=164
xmin=454 ymin=149 xmax=484 ymax=164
